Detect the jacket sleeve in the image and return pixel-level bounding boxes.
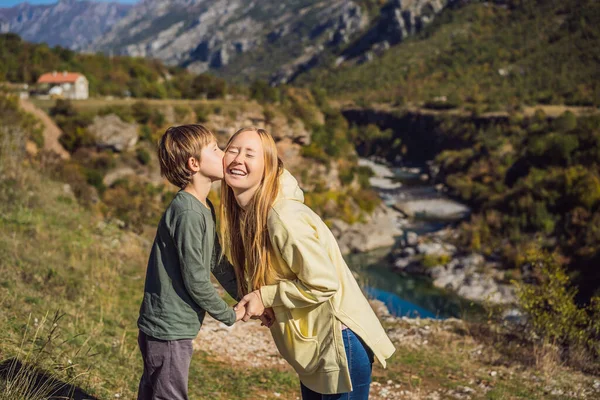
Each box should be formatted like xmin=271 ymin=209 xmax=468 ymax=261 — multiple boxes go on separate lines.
xmin=259 ymin=209 xmax=340 ymax=309
xmin=172 ymin=210 xmax=236 ymax=326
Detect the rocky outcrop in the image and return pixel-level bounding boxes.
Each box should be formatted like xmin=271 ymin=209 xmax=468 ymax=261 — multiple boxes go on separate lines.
xmin=88 ymin=114 xmax=138 ymax=152
xmin=392 ymin=233 xmax=517 ymax=305
xmin=270 ymin=2 xmax=367 ymax=84
xmin=331 ymin=203 xmax=404 ymax=254
xmin=0 ymin=0 xmax=130 ymax=50
xmin=340 ymin=0 xmax=453 ymax=64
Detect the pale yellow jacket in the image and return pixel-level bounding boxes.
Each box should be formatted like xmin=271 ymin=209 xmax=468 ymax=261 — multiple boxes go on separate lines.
xmin=259 ymin=170 xmax=396 ymax=394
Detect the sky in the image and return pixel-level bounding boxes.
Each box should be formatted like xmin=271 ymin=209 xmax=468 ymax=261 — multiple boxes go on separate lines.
xmin=0 ymin=0 xmax=138 ymax=6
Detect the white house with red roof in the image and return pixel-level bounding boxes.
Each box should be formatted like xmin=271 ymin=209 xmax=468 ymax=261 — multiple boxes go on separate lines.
xmin=36 ymin=71 xmax=89 ymax=100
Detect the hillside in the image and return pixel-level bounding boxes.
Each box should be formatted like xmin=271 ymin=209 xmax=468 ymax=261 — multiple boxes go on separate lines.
xmin=0 ymin=0 xmax=130 ymax=50
xmin=299 ymin=0 xmax=600 ymax=109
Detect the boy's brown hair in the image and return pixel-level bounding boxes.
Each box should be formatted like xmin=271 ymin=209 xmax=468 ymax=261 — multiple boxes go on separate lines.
xmin=157 ymin=124 xmax=215 ymax=189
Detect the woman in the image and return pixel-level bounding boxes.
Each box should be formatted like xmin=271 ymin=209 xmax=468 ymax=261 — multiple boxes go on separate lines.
xmin=220 ymin=127 xmax=395 ymax=399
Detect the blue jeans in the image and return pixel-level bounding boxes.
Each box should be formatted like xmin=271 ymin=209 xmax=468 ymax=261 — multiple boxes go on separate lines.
xmin=300 ymin=329 xmax=374 ymax=400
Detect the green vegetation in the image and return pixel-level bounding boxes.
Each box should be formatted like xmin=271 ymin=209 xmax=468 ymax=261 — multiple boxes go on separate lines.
xmin=300 ymin=0 xmax=600 ymax=109
xmin=0 ymin=33 xmax=232 ymax=99
xmin=432 ymin=111 xmax=600 ymax=300
xmin=515 ymin=247 xmax=600 ymax=368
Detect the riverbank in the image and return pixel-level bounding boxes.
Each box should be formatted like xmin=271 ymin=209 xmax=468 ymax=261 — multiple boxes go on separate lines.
xmin=358 ymin=158 xmax=517 ymax=307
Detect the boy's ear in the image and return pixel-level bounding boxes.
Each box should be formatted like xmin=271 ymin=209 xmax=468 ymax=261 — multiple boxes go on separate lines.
xmin=187 ymin=156 xmax=201 ymax=172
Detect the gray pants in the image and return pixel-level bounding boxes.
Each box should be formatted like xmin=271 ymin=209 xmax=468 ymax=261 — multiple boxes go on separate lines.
xmin=137 ymin=331 xmax=193 ymax=400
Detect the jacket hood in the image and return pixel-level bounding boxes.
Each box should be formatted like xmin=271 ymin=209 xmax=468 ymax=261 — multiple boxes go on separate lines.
xmin=277 ymin=169 xmax=304 ymax=203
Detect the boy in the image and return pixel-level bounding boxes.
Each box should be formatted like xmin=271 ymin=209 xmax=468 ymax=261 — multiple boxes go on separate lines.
xmin=137 ymin=124 xmax=244 ymax=400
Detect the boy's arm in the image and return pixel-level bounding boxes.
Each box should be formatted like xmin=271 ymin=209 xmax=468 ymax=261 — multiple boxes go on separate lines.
xmin=173 ymin=210 xmax=236 ymax=326
xmin=212 ymin=253 xmax=239 ymax=302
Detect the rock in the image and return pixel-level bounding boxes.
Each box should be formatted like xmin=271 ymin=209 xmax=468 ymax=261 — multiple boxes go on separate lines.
xmin=62 ymin=183 xmax=73 ymax=197
xmin=88 ymin=114 xmax=138 ymax=152
xmin=341 ymin=0 xmax=450 ymax=63
xmin=333 ymin=204 xmax=403 ymax=254
xmin=458 ymin=253 xmax=485 ymax=270
xmin=394 ymin=198 xmax=471 ymax=221
xmin=103 ymin=167 xmax=136 ymax=187
xmin=429 ymin=266 xmax=446 ymax=279
xmin=401 ymin=246 xmax=416 ymax=257
xmin=417 ymin=242 xmax=453 ymax=256
xmin=406 ymin=231 xmax=419 ymax=246
xmin=394 ymin=257 xmax=412 ymax=270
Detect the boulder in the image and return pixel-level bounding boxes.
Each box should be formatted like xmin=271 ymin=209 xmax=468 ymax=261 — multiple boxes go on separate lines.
xmin=88 ymin=114 xmax=138 ymax=152
xmin=333 ymin=204 xmax=403 ymax=254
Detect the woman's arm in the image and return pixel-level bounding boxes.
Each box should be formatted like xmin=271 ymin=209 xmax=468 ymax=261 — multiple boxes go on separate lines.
xmin=259 ymin=209 xmax=340 ymax=309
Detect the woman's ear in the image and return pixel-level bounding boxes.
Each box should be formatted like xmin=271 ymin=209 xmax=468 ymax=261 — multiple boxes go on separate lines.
xmin=187 ymin=156 xmax=200 ymax=172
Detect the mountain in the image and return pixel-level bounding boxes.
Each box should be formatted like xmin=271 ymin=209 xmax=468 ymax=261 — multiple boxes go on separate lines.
xmin=90 ymin=0 xmax=452 ymax=83
xmin=298 ymin=0 xmax=600 ymax=108
xmin=0 ymin=0 xmax=131 ymax=50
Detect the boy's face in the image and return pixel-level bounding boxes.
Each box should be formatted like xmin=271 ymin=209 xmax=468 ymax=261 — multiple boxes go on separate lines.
xmin=199 ymin=140 xmax=225 ymax=181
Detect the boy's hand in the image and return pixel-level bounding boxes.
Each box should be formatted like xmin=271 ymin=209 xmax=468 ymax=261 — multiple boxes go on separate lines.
xmin=234 ymin=290 xmax=265 ymax=322
xmin=234 ymin=304 xmax=247 ymax=322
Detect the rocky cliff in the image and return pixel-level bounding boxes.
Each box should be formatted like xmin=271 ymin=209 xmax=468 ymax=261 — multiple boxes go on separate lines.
xmin=89 ymin=0 xmax=452 ymax=83
xmin=0 ymin=0 xmax=131 ymax=50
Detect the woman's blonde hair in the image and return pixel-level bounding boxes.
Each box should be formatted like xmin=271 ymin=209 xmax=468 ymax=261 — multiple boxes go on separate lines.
xmin=220 ymin=127 xmax=284 ymax=296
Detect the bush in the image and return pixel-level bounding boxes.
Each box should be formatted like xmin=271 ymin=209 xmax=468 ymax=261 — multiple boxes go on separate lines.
xmin=131 ymin=101 xmax=152 ymax=125
xmin=136 ymin=148 xmax=151 ymax=165
xmin=250 ymin=80 xmax=279 ymax=103
xmin=515 ymin=247 xmax=600 ymax=359
xmin=191 ymin=74 xmax=227 ymax=99
xmin=58 ymin=125 xmax=94 ymax=153
xmin=49 ymin=99 xmax=76 ymax=117
xmin=421 ymin=253 xmax=452 ymax=268
xmin=174 ymin=105 xmax=190 ymax=122
xmin=98 ymin=104 xmax=134 ymax=123
xmin=83 ymin=167 xmax=105 ymax=194
xmin=194 ymin=104 xmax=211 ymax=123
xmin=554 ymin=111 xmax=578 ymax=132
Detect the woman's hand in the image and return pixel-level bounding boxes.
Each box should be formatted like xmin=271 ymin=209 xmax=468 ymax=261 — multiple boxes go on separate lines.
xmin=260 ymin=308 xmax=275 ymax=328
xmin=234 ymin=290 xmax=265 ymax=322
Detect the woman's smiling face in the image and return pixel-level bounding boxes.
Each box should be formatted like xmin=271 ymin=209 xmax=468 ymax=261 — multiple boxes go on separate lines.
xmin=223 ymin=129 xmax=265 ymax=195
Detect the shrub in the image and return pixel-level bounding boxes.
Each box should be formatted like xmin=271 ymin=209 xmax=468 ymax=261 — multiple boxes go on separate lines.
xmin=174 ymin=105 xmax=190 ymax=122
xmin=194 ymin=104 xmax=211 ymax=123
xmin=554 ymin=111 xmax=577 ymax=132
xmin=98 ymin=104 xmax=134 ymax=123
xmin=131 ymin=101 xmax=152 ymax=125
xmin=515 ymin=247 xmax=600 ymax=360
xmin=136 ymin=148 xmax=151 ymax=165
xmin=421 ymin=253 xmax=452 ymax=268
xmin=49 ymin=99 xmax=76 ymax=117
xmin=250 ymin=80 xmax=279 ymax=103
xmin=191 ymin=74 xmax=227 ymax=99
xmin=58 ymin=126 xmax=94 ymax=153
xmin=83 ymin=167 xmax=105 ymax=194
